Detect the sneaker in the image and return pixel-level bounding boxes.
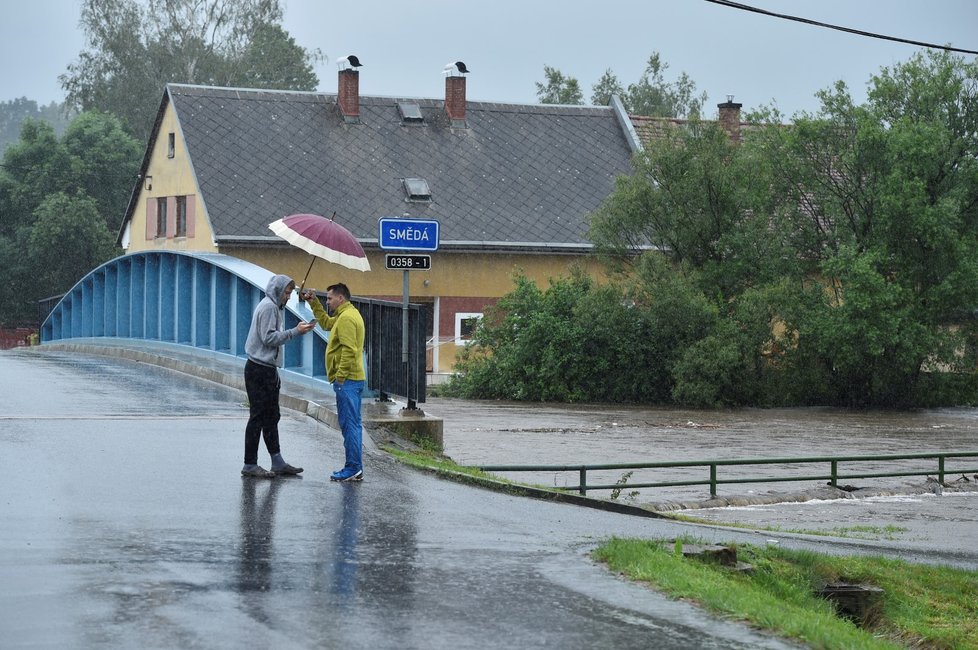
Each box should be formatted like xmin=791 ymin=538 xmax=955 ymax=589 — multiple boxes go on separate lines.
xmin=330 ymin=467 xmax=363 ymax=482
xmin=272 ymin=463 xmax=303 ymax=476
xmin=241 ymin=465 xmax=275 ymax=478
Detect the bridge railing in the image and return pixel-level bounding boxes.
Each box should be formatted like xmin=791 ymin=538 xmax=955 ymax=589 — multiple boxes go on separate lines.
xmin=356 ymin=296 xmax=426 ymax=406
xmin=309 ymin=293 xmax=426 ymax=405
xmin=473 ymin=451 xmax=978 ymax=498
xmin=39 ymin=251 xmax=426 ymax=403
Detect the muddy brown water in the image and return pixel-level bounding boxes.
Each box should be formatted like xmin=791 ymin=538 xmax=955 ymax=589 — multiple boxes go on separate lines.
xmin=429 ymin=397 xmax=978 ymax=528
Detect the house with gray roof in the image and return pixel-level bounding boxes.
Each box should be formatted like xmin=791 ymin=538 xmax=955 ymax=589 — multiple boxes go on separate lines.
xmin=116 ymin=69 xmax=642 ymax=376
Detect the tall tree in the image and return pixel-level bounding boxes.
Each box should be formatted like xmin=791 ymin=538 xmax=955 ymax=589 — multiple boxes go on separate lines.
xmin=29 ymin=193 xmax=117 ymax=300
xmin=761 ymin=51 xmax=978 ymax=405
xmin=227 ymin=22 xmax=319 ymax=89
xmin=546 ymin=52 xmax=705 ymax=117
xmin=592 ymin=50 xmax=978 ymax=406
xmin=625 ymin=52 xmax=707 ymax=118
xmin=0 ymin=112 xmax=139 ymax=325
xmin=0 ymin=113 xmax=138 ymax=237
xmin=1 ymin=99 xmax=71 ymax=153
xmin=61 ymin=112 xmax=142 ymax=232
xmin=1 ymin=99 xmax=39 ymax=151
xmin=535 ymin=65 xmax=584 ymax=105
xmin=0 ymin=120 xmax=72 ymax=236
xmin=60 ymin=0 xmax=323 ymax=139
xmin=588 ymin=120 xmax=788 ymax=406
xmin=590 ymin=121 xmax=791 ymax=300
xmin=590 ymin=69 xmax=625 ymax=107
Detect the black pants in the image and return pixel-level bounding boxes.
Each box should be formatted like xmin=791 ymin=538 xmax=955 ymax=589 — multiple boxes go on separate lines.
xmin=244 ymin=360 xmax=281 ymax=465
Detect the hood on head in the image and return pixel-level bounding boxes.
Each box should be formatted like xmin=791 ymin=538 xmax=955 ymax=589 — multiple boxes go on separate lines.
xmin=265 ymin=274 xmax=295 ymax=308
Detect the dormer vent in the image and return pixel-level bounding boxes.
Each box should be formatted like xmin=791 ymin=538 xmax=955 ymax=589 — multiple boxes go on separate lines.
xmin=403 ymin=178 xmax=432 ymax=202
xmin=398 ymin=101 xmax=424 ymax=124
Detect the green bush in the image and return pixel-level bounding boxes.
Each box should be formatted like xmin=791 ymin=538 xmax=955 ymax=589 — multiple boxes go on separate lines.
xmin=445 ymin=262 xmax=720 ymax=403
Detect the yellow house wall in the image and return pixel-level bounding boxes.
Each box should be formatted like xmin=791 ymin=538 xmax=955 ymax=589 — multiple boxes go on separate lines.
xmin=223 ymin=247 xmax=606 ymax=297
xmin=223 ymin=246 xmax=609 ymax=374
xmin=124 ymin=104 xmax=217 ymax=254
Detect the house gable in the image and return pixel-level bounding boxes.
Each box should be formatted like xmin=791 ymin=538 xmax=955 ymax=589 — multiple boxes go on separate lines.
xmin=120 ymin=93 xmax=217 ymax=253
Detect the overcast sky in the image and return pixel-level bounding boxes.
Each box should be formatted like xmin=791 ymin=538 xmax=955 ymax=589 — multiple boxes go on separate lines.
xmin=2 ymin=0 xmax=976 ymax=119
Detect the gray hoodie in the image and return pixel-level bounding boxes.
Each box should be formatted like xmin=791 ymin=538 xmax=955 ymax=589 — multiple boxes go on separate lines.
xmin=245 ymin=274 xmax=301 ymax=367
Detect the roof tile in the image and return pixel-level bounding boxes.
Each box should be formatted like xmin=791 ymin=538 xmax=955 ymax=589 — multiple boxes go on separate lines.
xmin=167 ymin=85 xmax=634 ymax=249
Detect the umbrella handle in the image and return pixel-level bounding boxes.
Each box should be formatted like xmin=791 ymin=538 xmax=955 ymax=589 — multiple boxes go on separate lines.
xmin=297 ymin=256 xmax=317 ymax=302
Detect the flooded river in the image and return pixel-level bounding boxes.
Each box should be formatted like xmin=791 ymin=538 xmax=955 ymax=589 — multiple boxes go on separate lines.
xmin=427 ymin=397 xmax=978 ymax=546
xmin=429 ymin=397 xmax=978 ymax=506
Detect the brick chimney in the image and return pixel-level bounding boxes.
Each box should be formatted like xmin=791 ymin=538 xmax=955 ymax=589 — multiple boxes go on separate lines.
xmin=717 ymin=95 xmax=742 ymax=142
xmin=338 ymin=69 xmax=360 ymax=123
xmin=445 ymin=75 xmax=466 ymax=126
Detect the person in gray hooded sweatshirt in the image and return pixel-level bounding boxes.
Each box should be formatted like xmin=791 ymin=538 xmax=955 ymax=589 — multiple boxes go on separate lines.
xmin=242 ymin=274 xmax=316 ymax=478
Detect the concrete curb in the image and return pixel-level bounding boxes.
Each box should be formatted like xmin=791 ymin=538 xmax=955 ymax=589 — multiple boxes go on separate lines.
xmin=398 ymin=458 xmax=669 ymax=519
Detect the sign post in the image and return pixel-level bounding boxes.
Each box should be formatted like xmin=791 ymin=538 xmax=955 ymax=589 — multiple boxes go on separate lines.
xmin=378 ymin=217 xmax=440 ymax=410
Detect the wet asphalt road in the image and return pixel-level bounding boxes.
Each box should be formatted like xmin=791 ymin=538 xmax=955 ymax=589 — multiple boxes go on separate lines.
xmin=2 ymin=347 xmax=976 ymax=649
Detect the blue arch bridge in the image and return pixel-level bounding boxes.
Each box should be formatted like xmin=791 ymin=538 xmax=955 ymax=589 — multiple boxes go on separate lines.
xmin=39 ymin=250 xmax=427 ymax=406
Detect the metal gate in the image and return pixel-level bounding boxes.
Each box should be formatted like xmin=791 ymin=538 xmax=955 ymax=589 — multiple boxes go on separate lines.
xmin=352 ymin=296 xmax=427 ymax=406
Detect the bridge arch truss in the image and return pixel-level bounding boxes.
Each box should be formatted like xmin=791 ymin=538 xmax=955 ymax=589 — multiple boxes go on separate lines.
xmin=40 ymin=251 xmax=329 ymax=383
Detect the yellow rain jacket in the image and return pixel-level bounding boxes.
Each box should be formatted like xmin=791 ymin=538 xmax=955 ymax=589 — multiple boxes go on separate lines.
xmin=310 ymin=298 xmax=365 ymax=383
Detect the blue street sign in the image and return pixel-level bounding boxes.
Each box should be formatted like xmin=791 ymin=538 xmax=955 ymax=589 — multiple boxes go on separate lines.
xmin=378 ymin=217 xmax=440 ymax=251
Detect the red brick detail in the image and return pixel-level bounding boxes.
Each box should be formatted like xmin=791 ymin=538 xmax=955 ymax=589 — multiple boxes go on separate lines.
xmin=717 ymin=101 xmax=743 ymax=143
xmin=445 ymin=76 xmax=466 ymax=120
xmin=0 ymin=327 xmax=35 ymax=349
xmin=438 ymin=296 xmax=496 ymax=334
xmin=338 ymin=69 xmax=360 ymax=118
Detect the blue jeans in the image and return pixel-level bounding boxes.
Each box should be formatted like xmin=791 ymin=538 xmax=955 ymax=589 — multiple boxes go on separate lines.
xmin=333 ymin=379 xmax=364 ymax=471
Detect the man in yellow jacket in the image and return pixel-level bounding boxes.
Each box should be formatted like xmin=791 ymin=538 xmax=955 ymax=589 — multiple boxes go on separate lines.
xmin=303 ymin=283 xmax=366 ymax=481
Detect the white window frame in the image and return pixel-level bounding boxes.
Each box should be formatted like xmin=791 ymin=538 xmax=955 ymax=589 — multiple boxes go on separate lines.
xmin=454 ymin=312 xmax=482 ymax=345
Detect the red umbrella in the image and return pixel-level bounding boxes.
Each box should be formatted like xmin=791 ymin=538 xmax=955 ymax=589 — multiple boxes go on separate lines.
xmin=269 ymin=212 xmax=371 ymax=294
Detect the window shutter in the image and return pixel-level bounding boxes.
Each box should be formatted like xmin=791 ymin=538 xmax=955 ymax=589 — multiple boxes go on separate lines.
xmin=145 ymin=198 xmax=157 ymax=240
xmin=166 ymin=197 xmax=176 ymax=238
xmin=186 ymin=195 xmax=196 ymax=238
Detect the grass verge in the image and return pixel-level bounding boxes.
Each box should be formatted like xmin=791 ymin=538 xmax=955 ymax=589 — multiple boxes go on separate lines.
xmin=382 ymin=446 xmax=553 ymax=492
xmin=593 ymin=536 xmax=978 ymax=649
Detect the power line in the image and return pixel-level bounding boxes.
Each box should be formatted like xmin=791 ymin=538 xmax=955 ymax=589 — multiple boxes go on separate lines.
xmin=703 ymin=0 xmax=978 ymax=56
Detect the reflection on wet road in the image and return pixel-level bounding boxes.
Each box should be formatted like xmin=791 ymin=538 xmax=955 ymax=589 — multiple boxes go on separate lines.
xmin=3 ymin=349 xmax=805 ymax=649
xmin=238 ymin=478 xmax=280 ymax=598
xmin=0 ymin=351 xmax=789 ymax=649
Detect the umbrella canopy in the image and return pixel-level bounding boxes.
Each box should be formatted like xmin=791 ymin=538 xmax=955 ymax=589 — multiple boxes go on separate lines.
xmin=268 ymin=213 xmax=371 ymax=272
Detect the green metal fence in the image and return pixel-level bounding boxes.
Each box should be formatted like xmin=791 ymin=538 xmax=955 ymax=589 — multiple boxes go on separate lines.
xmin=474 ymin=451 xmax=978 ymax=498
